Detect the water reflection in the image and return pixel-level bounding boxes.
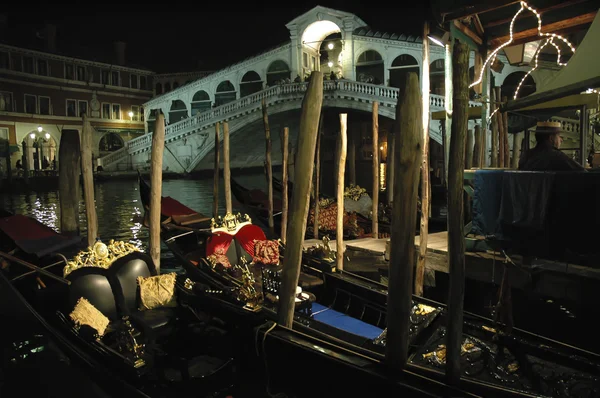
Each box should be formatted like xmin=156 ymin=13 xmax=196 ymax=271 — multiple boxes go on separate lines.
xmin=0 ymin=174 xmax=268 ymax=260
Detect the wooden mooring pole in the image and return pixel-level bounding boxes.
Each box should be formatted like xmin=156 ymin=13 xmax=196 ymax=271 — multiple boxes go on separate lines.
xmin=81 ymin=114 xmax=98 ymax=246
xmin=149 ymin=111 xmax=166 ymax=274
xmin=387 ymin=132 xmax=395 ymax=204
xmin=337 ymin=113 xmax=348 ymax=271
xmin=371 ymin=102 xmax=379 ymax=239
xmin=446 ymin=40 xmax=469 ymax=386
xmin=313 ymin=120 xmax=322 ymax=240
xmin=281 ymin=127 xmax=289 ymax=244
xmin=491 ymin=88 xmax=499 ymax=167
xmin=213 ymin=122 xmax=220 ymax=218
xmin=58 ymin=130 xmax=80 ymax=236
xmin=416 ymin=19 xmax=430 ymax=297
xmin=262 ymin=99 xmax=274 ymax=236
xmin=386 ymin=72 xmax=423 ymax=370
xmin=223 ymin=121 xmax=232 ymax=214
xmin=278 ymin=71 xmax=323 ymax=328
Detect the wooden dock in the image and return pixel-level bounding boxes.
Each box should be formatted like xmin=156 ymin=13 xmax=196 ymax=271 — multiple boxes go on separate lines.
xmin=303 ymin=232 xmax=600 ymax=303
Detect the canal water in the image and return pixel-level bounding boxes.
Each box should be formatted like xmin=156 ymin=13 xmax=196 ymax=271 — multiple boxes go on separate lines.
xmin=1 ymin=173 xmax=599 ymax=393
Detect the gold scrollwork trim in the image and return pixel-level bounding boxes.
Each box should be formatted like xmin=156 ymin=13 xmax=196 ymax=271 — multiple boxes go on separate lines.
xmin=63 ymin=240 xmax=141 ymax=277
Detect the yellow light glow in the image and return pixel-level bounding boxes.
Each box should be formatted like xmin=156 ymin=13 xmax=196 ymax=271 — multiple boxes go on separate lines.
xmin=301 ymin=20 xmax=341 ymax=51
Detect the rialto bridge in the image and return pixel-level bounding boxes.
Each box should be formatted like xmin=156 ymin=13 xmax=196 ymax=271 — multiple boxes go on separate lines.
xmin=98 ymin=6 xmax=585 ymax=174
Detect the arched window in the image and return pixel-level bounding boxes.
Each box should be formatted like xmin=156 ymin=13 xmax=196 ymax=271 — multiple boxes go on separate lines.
xmin=169 ymin=100 xmax=187 ymax=123
xmin=191 ymin=90 xmax=211 ymax=116
xmin=240 ymin=71 xmax=263 ymax=97
xmin=356 ymin=50 xmax=384 ymax=85
xmin=266 ymin=60 xmax=291 ymax=86
xmin=215 ymin=81 xmax=236 ymax=106
xmin=502 ymin=71 xmax=536 ymax=100
xmin=389 ymin=54 xmax=419 ymax=89
xmin=430 ymin=59 xmax=445 ymax=96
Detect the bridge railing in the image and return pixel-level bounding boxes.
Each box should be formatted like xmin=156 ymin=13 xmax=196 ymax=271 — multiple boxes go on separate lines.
xmin=100 ymin=80 xmax=476 ymax=167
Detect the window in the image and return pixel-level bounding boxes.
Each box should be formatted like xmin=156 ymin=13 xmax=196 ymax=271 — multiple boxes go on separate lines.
xmin=23 ymin=56 xmax=34 ymax=74
xmin=140 ymin=107 xmax=145 ymax=122
xmin=303 ymin=52 xmax=308 ymax=68
xmin=130 ymin=74 xmax=138 ymax=89
xmin=76 ymin=66 xmax=86 ymax=82
xmin=78 ymin=100 xmax=88 ymax=117
xmin=101 ymin=69 xmax=110 ymax=85
xmin=66 ymin=99 xmax=77 ymax=117
xmin=0 ymin=51 xmax=8 ymax=69
xmin=140 ymin=75 xmax=147 ymax=90
xmin=111 ymin=71 xmax=119 ymax=86
xmin=65 ymin=64 xmax=74 ymax=80
xmin=39 ymin=97 xmax=51 ymax=115
xmin=0 ymin=92 xmax=13 ymax=112
xmin=102 ymin=103 xmax=111 ymax=119
xmin=12 ymin=55 xmax=21 ymax=72
xmin=37 ymin=59 xmax=48 ymax=76
xmin=131 ymin=105 xmax=140 ymax=121
xmin=112 ymin=104 xmax=121 ymax=120
xmin=24 ymin=94 xmax=37 ymax=114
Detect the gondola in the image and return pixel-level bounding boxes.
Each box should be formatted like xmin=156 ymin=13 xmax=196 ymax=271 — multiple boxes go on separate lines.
xmin=0 ymin=211 xmax=247 ymax=398
xmin=138 ymin=174 xmax=600 ymax=398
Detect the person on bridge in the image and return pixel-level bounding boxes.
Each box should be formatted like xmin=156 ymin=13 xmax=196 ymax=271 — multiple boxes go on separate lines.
xmin=518 ymin=121 xmax=586 ymax=171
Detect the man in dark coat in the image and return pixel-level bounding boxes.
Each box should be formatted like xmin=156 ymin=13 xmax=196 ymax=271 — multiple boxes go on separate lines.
xmin=518 ymin=121 xmax=585 ymax=171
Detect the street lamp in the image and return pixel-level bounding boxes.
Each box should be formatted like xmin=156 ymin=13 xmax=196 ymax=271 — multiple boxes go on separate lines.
xmin=45 ymin=132 xmax=50 ymax=140
xmin=30 ymin=133 xmax=35 ymax=139
xmin=128 ymin=111 xmax=134 ymax=120
xmin=327 ymin=42 xmax=334 ymax=50
xmin=327 ymin=61 xmax=333 ymax=68
xmin=37 ymin=125 xmax=43 ymax=133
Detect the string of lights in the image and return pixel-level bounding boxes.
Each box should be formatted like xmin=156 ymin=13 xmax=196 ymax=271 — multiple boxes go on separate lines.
xmin=470 ymin=1 xmax=577 ymax=102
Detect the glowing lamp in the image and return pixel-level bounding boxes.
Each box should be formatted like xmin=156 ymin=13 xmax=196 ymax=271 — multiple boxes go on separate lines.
xmin=37 ymin=125 xmax=43 ymax=132
xmin=327 ymin=61 xmax=333 ymax=68
xmin=45 ymin=132 xmax=50 ymax=140
xmin=30 ymin=133 xmax=35 ymax=139
xmin=327 ymin=43 xmax=334 ymax=50
xmin=504 ymin=40 xmax=541 ymax=66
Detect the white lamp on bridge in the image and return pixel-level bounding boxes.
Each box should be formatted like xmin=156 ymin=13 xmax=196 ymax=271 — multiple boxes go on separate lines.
xmin=128 ymin=111 xmax=134 ymax=120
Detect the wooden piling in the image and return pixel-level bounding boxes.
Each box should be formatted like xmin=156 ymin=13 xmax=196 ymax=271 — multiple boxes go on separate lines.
xmin=278 ymin=71 xmax=323 ymax=328
xmin=372 ymin=102 xmax=379 ymax=239
xmin=511 ymin=132 xmax=522 ymax=169
xmin=465 ymin=129 xmax=474 ymax=169
xmin=416 ymin=20 xmax=431 ymax=298
xmin=446 ymin=39 xmax=469 ymax=386
xmin=149 ymin=112 xmax=165 ymax=274
xmin=491 ymin=89 xmax=499 ymax=167
xmin=262 ymin=99 xmax=274 ymax=236
xmin=386 ymin=72 xmax=423 ymax=371
xmin=22 ymin=141 xmax=30 ymax=185
xmin=58 ymin=130 xmax=80 ymax=235
xmin=281 ymin=127 xmax=289 ymax=244
xmin=223 ymin=121 xmax=232 ymax=213
xmin=387 ymin=132 xmax=395 ymax=204
xmin=502 ymin=96 xmax=510 ymax=167
xmin=313 ymin=122 xmax=322 ymax=240
xmin=337 ymin=113 xmax=348 ymax=271
xmin=497 ymin=92 xmax=505 ymax=168
xmin=80 ymin=114 xmax=98 ymax=246
xmin=213 ymin=122 xmax=220 ymax=218
xmin=472 ymin=125 xmax=482 ymax=168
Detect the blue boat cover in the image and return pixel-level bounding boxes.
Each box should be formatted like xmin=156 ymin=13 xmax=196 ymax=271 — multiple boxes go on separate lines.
xmin=311 ymin=303 xmax=383 ymax=340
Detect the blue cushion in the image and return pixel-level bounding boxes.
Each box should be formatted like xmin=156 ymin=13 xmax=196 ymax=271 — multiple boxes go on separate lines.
xmin=311 ymin=303 xmax=383 ymax=340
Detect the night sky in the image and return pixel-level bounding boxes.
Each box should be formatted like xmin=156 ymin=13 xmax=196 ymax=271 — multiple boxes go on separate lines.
xmin=3 ymin=2 xmax=429 ymax=73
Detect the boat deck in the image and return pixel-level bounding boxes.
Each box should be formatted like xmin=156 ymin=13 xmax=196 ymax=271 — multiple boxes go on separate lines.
xmin=303 ymin=232 xmax=600 ymax=303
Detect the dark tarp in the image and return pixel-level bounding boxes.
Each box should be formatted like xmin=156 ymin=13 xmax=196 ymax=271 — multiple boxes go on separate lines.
xmin=0 ymin=214 xmax=82 ymax=258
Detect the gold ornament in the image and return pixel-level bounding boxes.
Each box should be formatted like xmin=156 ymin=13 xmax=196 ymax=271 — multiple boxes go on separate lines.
xmin=211 ymin=212 xmax=252 ymax=234
xmin=344 ymin=184 xmax=367 ymax=201
xmin=63 ymin=239 xmax=141 ymax=277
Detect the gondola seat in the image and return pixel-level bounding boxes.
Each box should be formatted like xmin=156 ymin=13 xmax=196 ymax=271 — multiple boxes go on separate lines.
xmin=66 ymin=252 xmax=177 ymax=341
xmin=108 ymin=252 xmax=177 ymax=340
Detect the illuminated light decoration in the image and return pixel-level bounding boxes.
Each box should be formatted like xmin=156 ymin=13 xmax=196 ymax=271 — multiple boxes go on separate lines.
xmin=470 ymin=1 xmax=576 ymax=92
xmin=513 ymin=37 xmax=553 ymax=99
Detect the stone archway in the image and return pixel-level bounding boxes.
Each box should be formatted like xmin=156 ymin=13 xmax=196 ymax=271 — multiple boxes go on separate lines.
xmin=389 ymin=54 xmax=419 ymax=89
xmin=215 ymin=81 xmax=236 ymax=106
xmin=21 ymin=130 xmax=57 ymax=172
xmin=502 ymin=71 xmax=536 ymax=100
xmin=99 ymin=132 xmax=125 ymax=155
xmin=240 ymin=71 xmax=263 ymax=98
xmin=356 ymin=50 xmax=384 ymax=85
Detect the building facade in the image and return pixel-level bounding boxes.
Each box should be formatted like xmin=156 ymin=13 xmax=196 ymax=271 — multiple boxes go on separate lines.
xmin=0 ymin=21 xmax=155 ymax=175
